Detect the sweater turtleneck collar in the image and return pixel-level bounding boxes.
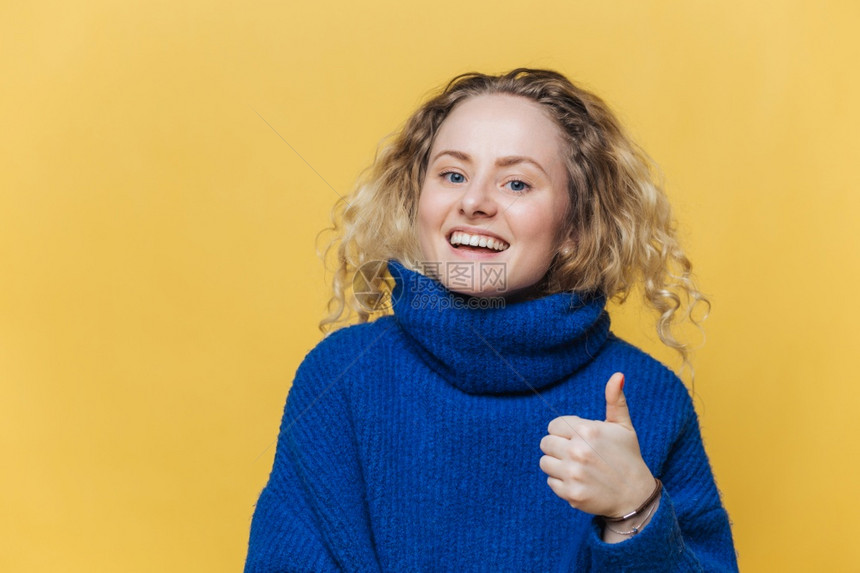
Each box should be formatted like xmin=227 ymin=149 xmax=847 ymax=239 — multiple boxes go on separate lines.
xmin=388 ymin=260 xmax=611 ymax=395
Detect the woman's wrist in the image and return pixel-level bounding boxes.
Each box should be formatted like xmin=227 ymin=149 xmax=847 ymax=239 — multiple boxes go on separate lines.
xmin=602 ymin=478 xmax=662 ymax=522
xmin=602 ymin=496 xmax=660 ymax=538
xmin=599 ymin=479 xmax=663 ymax=544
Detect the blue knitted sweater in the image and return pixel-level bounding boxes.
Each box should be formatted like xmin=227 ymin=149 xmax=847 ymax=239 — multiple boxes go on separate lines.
xmin=245 ymin=261 xmax=738 ymax=572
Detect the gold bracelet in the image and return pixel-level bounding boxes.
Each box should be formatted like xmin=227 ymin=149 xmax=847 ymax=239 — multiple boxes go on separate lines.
xmin=600 ymin=478 xmax=662 ymax=523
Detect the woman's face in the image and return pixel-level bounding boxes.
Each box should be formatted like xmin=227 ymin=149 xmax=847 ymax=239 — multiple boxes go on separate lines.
xmin=416 ymin=94 xmax=571 ymax=299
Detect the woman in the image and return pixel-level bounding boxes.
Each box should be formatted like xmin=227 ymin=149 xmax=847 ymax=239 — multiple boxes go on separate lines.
xmin=245 ymin=68 xmax=738 ymax=571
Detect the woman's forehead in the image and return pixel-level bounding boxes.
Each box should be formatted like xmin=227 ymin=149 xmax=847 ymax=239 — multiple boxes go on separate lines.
xmin=431 ymin=94 xmax=567 ymax=166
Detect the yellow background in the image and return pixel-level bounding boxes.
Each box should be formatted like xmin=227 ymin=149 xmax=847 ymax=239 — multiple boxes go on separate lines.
xmin=2 ymin=1 xmax=858 ymax=570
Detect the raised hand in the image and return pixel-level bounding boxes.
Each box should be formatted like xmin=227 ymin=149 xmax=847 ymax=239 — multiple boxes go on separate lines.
xmin=539 ymin=373 xmax=657 ymax=520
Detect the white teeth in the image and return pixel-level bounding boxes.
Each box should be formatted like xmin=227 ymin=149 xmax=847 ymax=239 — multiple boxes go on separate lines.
xmin=448 ymin=231 xmax=509 ymax=251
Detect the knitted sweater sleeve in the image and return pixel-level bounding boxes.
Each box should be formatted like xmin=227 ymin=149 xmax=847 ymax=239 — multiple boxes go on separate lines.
xmin=244 ymin=331 xmax=382 ymax=573
xmin=575 ymin=401 xmax=738 ymax=572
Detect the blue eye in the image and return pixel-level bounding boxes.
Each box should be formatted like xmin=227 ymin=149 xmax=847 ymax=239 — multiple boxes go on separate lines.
xmin=442 ymin=171 xmax=465 ymax=184
xmin=506 ymin=180 xmax=530 ymax=193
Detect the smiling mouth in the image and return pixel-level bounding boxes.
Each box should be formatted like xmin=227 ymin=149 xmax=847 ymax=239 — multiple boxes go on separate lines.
xmin=448 ymin=231 xmax=510 ymax=252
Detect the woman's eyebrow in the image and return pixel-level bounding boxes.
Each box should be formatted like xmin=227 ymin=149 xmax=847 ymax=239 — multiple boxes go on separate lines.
xmin=430 ymin=149 xmax=471 ymax=163
xmin=495 ymin=155 xmax=549 ymax=177
xmin=430 ymin=150 xmax=549 ymax=177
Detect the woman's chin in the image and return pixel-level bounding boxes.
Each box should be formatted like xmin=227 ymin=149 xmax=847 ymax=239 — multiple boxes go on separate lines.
xmin=444 ymin=285 xmax=508 ymax=299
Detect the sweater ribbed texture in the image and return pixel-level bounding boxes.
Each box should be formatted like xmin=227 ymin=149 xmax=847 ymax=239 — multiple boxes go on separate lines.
xmin=245 ymin=261 xmax=738 ymax=572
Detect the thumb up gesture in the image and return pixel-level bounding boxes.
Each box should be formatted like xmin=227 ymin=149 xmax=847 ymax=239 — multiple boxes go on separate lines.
xmin=539 ymin=373 xmax=657 ymax=519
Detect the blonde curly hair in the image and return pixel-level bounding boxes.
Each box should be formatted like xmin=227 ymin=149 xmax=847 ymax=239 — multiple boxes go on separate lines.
xmin=319 ymin=68 xmax=709 ymax=366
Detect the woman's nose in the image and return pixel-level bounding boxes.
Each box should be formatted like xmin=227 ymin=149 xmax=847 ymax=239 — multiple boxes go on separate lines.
xmin=459 ymin=178 xmax=497 ymax=218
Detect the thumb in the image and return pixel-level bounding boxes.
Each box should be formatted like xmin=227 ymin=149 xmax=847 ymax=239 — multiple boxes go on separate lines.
xmin=605 ymin=372 xmax=633 ymax=429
